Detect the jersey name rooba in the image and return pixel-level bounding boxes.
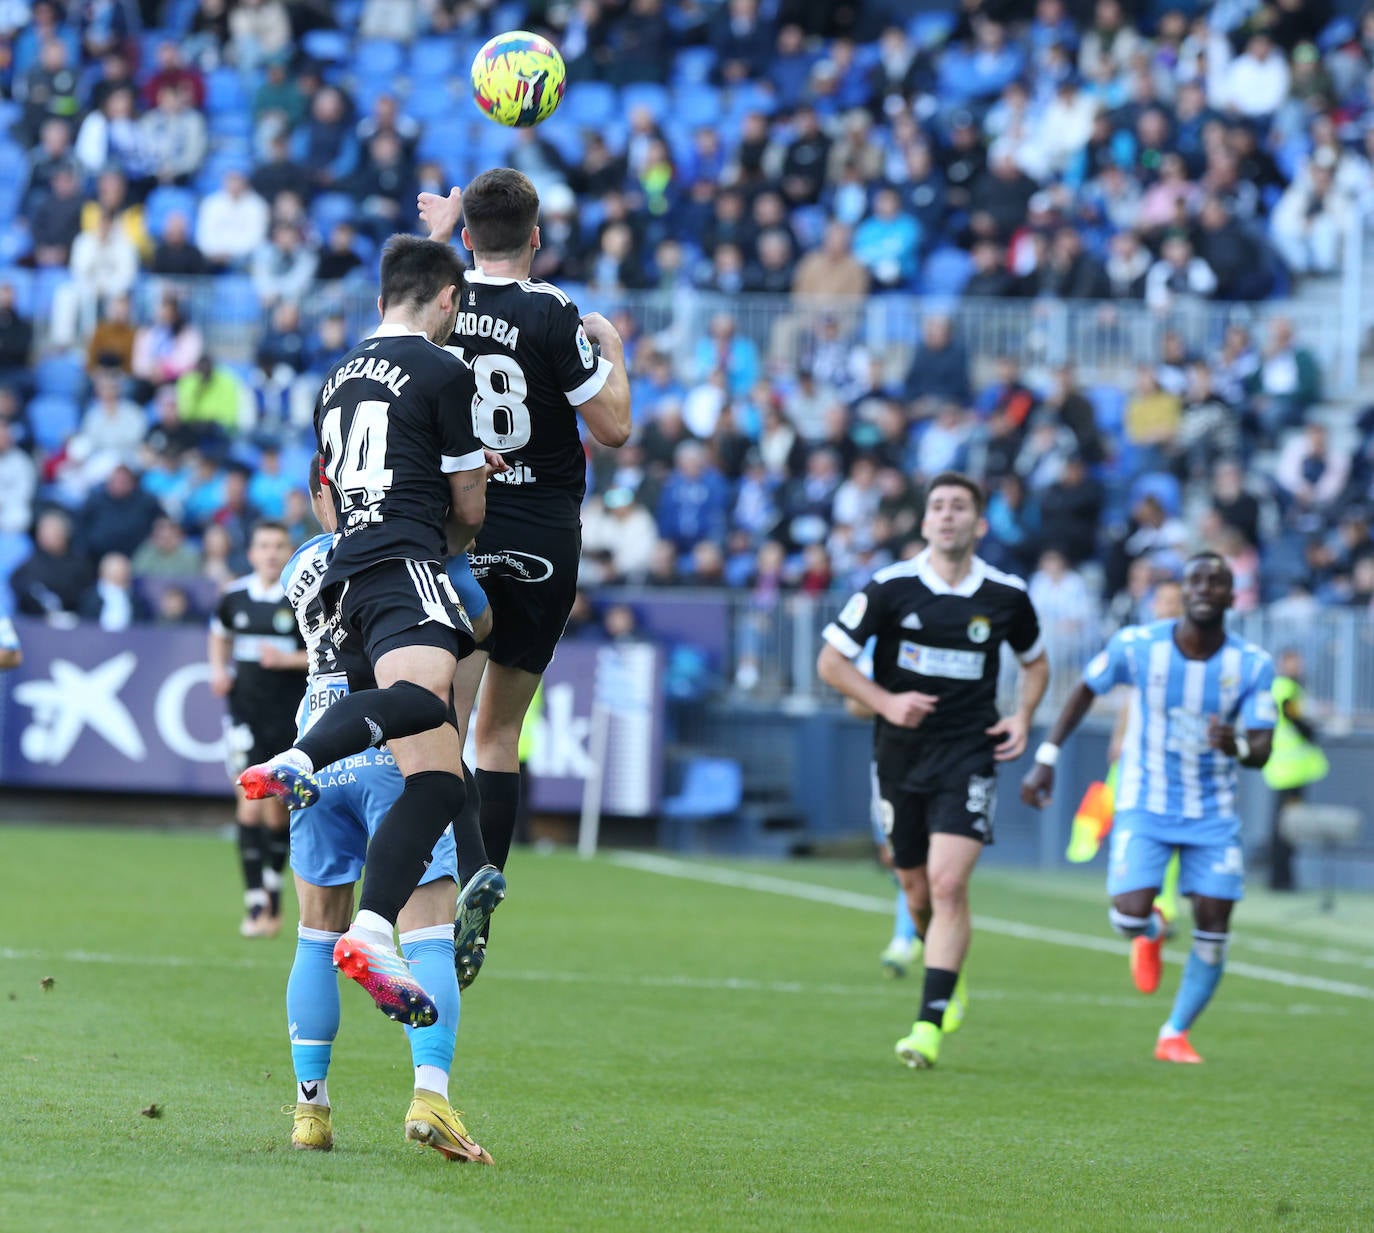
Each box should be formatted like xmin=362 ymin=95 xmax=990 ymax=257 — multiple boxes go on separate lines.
xmin=451 ymin=312 xmax=520 ymax=350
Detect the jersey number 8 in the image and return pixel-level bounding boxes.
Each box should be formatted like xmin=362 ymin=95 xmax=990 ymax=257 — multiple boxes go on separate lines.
xmin=470 ymin=353 xmax=532 ymax=451
xmin=320 ymin=400 xmax=394 ymax=524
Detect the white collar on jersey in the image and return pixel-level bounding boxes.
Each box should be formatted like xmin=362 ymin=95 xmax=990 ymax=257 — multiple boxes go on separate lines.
xmin=245 ymin=575 xmax=285 ymax=603
xmin=466 ymin=267 xmax=524 ymax=285
xmin=914 ymin=547 xmax=987 ymax=598
xmin=370 ymin=324 xmax=429 ymax=338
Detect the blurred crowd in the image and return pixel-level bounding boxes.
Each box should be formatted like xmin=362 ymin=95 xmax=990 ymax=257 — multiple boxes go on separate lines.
xmin=2 ymin=0 xmax=1374 ymax=658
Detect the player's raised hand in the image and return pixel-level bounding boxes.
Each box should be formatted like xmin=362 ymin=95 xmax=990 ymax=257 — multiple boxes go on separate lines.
xmin=1020 ymin=764 xmax=1054 ymax=809
xmin=418 ymin=187 xmax=462 ymax=243
xmin=880 ymin=690 xmax=938 ymax=729
xmin=986 ymin=712 xmax=1030 ymax=761
xmin=579 ymin=311 xmax=621 ymax=349
xmin=483 ymin=448 xmax=509 ymax=476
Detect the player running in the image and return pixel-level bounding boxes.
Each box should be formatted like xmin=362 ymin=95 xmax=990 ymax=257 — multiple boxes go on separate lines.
xmin=818 ymin=472 xmax=1049 ymax=1069
xmin=282 ymin=458 xmax=495 ymax=1161
xmin=1021 ymin=552 xmax=1275 ymax=1063
xmin=239 ymin=236 xmax=501 ymax=1029
xmin=208 ymin=521 xmax=307 ymax=938
xmin=419 ymin=169 xmax=631 ymax=983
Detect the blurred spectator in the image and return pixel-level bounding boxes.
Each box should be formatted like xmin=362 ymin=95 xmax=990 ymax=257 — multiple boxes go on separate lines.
xmin=176 ymin=354 xmax=245 ymax=436
xmin=0 ymin=419 xmax=36 ymax=534
xmin=132 ymin=294 xmax=204 ymax=393
xmin=656 ymin=441 xmax=730 ymax=553
xmin=983 ymin=472 xmax=1038 ymax=574
xmin=1030 ymin=548 xmax=1096 ymax=647
xmin=1145 ymin=234 xmax=1217 ymax=311
xmin=246 ymin=441 xmax=293 ymax=519
xmin=1104 ymin=230 xmax=1151 ymax=299
xmin=1275 ymin=423 xmax=1349 ymax=532
xmin=78 ymin=463 xmax=163 ymax=560
xmin=1211 ymin=459 xmax=1263 ymax=547
xmin=142 ymin=40 xmax=206 ymax=111
xmin=148 ymin=209 xmax=210 ymax=278
xmin=56 ymin=208 xmax=139 ymax=343
xmin=1176 ymin=362 xmax=1241 ymax=480
xmin=1045 ymin=363 xmax=1106 ymax=466
xmin=139 ymin=84 xmax=208 ymax=186
xmin=131 ymin=514 xmax=201 ymax=578
xmin=11 ymin=509 xmax=91 ymax=618
xmin=230 ymin=0 xmax=292 ymax=73
xmin=295 ymin=86 xmax=358 ymax=193
xmin=1124 ymin=364 xmax=1182 ymax=458
xmin=1223 ymin=33 xmax=1290 ymax=120
xmin=1194 ymin=197 xmax=1271 ymax=301
xmin=28 ymin=161 xmax=83 ymax=267
xmin=581 ymin=487 xmax=660 ymax=583
xmin=77 ymin=551 xmax=149 ymax=629
xmin=1246 ymin=318 xmax=1321 ymax=442
xmin=196 ymin=170 xmax=270 ymax=269
xmin=1271 ymin=160 xmax=1348 ymax=277
xmin=251 ymin=222 xmax=318 ymax=307
xmin=66 ymin=368 xmax=145 ymax=482
xmin=152 ymin=583 xmax=199 ymax=625
xmin=902 ymin=316 xmax=971 ymax=408
xmin=314 ymin=222 xmax=364 ymax=283
xmin=691 ymin=313 xmax=760 ymax=397
xmin=1035 ymin=226 xmax=1109 ymax=299
xmin=85 ymin=291 xmax=136 ymax=375
xmin=81 ymin=169 xmax=151 ymax=261
xmin=712 ymin=0 xmax=773 ymax=86
xmin=73 ymin=83 xmax=148 ymax=183
xmin=1037 ymin=454 xmax=1104 ymax=566
xmin=964 ymin=240 xmax=1018 ymax=298
xmin=0 ymin=282 xmax=34 ymax=385
xmin=792 ymin=222 xmax=869 ymax=299
xmin=347 ymin=131 xmax=416 ymax=244
xmin=853 ymin=186 xmax=921 ymax=291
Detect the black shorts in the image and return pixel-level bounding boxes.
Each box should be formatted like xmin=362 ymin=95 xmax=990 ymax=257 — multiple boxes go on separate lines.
xmin=327 ymin=557 xmax=475 ymax=668
xmin=876 ymin=765 xmax=997 ymax=869
xmin=469 ymin=504 xmax=580 ymax=675
xmin=224 ymin=710 xmax=298 ymax=778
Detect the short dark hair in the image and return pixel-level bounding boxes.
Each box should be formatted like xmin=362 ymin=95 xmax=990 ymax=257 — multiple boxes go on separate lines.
xmin=462 ymin=168 xmax=541 ymax=257
xmin=379 ymin=234 xmax=467 ymax=312
xmin=250 ymin=519 xmax=290 ymax=544
xmin=1184 ymin=550 xmax=1232 ymax=582
xmin=309 ymin=452 xmax=324 ymax=498
xmin=923 ymin=471 xmax=985 ymax=516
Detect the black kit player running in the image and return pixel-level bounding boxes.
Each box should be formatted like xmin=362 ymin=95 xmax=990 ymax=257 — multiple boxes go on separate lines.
xmin=821 ymin=551 xmax=1044 ymax=868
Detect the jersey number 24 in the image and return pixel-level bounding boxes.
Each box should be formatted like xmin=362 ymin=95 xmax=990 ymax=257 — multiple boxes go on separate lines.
xmin=320 ymin=400 xmax=393 ymax=526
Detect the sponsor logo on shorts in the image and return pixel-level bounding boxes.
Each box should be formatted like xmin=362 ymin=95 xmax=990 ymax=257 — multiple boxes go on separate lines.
xmin=468 ymin=550 xmax=555 ymax=583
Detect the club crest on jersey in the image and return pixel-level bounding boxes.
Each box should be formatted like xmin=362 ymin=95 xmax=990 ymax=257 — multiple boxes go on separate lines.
xmin=967 ymin=616 xmax=991 ymax=644
xmin=576 ymin=324 xmax=596 ymax=370
xmin=273 ymin=609 xmax=295 ymax=634
xmin=468 ymin=289 xmax=477 ymax=306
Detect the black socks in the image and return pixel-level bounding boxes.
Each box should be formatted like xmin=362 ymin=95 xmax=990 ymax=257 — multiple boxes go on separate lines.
xmin=918 ymin=967 xmax=960 ymax=1028
xmin=475 ymin=769 xmax=521 ymax=872
xmin=294 ymin=680 xmax=447 ymax=772
xmin=359 ymin=770 xmax=467 ymax=924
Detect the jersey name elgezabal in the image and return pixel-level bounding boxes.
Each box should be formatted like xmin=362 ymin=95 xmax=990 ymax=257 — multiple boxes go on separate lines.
xmin=313 ymin=329 xmax=483 ymax=586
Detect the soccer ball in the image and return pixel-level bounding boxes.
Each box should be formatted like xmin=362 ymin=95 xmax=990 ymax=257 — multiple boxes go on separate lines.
xmin=470 ymin=31 xmax=566 ymax=128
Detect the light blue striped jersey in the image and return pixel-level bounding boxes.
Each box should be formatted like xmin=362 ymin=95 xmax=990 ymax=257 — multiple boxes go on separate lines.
xmin=281 ymin=533 xmax=349 ymax=739
xmin=1083 ymin=620 xmax=1276 ymax=825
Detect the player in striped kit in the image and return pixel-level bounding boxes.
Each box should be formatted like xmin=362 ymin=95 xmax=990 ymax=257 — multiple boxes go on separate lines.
xmin=1021 ymin=553 xmax=1276 ymax=1062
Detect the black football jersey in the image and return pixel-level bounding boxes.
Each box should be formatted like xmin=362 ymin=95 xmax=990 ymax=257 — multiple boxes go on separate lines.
xmin=313 ymin=326 xmax=484 ymax=586
xmin=823 ymin=551 xmax=1044 ymax=789
xmin=444 ymin=271 xmax=612 ymax=520
xmin=211 ymin=575 xmax=307 ymax=722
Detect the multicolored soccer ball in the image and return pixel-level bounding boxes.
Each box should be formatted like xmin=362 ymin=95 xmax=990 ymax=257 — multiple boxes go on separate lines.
xmin=470 ymin=31 xmax=566 ymax=128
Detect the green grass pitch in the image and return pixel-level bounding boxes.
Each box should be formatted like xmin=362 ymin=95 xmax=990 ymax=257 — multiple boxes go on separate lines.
xmin=2 ymin=823 xmax=1372 ymax=1233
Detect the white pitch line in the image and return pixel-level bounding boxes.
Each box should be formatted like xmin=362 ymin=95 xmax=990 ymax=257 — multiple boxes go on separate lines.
xmin=605 ymin=851 xmax=1374 ymax=1002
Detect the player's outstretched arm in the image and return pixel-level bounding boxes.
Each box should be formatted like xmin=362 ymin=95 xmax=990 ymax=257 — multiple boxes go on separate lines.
xmin=419 ymin=187 xmax=462 ymax=245
xmin=577 ymin=312 xmax=631 ymax=447
xmin=1019 ymin=680 xmax=1097 ymax=808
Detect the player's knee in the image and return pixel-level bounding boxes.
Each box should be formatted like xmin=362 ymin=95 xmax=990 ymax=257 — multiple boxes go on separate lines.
xmin=1108 ymin=907 xmax=1153 ymax=938
xmin=927 ymin=868 xmax=968 ymax=907
xmin=1192 ymin=931 xmax=1228 ymax=965
xmin=403 ymin=768 xmax=467 ymax=819
xmin=388 ymin=679 xmax=449 ymax=729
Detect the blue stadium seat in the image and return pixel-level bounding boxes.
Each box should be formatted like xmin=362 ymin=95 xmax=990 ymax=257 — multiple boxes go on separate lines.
xmin=166 ymin=0 xmax=199 ymax=34
xmin=207 ymin=274 xmax=261 ymax=325
xmin=353 ymin=39 xmax=405 ymax=80
xmin=208 ymin=108 xmax=254 ymax=139
xmin=561 ymin=80 xmax=617 ymax=128
xmin=205 ymin=68 xmax=250 ymax=114
xmin=1087 ymin=384 xmax=1126 ymax=436
xmin=538 ymin=119 xmax=586 ymax=166
xmin=725 ymin=81 xmax=776 ymax=122
xmin=34 ymin=353 xmax=86 ymax=399
xmin=144 ymin=186 xmax=200 ymax=239
xmin=920 ymin=246 xmax=973 ymax=296
xmin=1130 ymin=471 xmax=1181 ymax=517
xmin=658 ymin=756 xmax=743 ymax=850
xmin=407 ymin=85 xmax=459 ymax=123
xmin=410 ymin=36 xmax=455 ymax=79
xmin=28 ymin=393 xmax=81 ymax=452
xmin=672 ymin=46 xmax=716 ymax=86
xmin=0 ymin=221 xmax=32 ymax=265
xmin=0 ymin=141 xmax=29 ymax=194
xmin=301 ymin=29 xmax=352 ymax=63
xmin=672 ymin=83 xmax=720 ymax=128
xmin=310 ymin=192 xmax=356 ymax=236
xmin=621 ymin=82 xmax=672 ymax=122
xmin=910 ymin=10 xmax=956 ymax=49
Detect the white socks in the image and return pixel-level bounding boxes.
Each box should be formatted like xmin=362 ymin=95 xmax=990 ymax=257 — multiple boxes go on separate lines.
xmin=414 ymin=1066 xmax=449 ymax=1100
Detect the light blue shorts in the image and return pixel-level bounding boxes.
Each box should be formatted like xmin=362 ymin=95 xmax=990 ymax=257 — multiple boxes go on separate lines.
xmin=1108 ymin=810 xmax=1245 ymax=902
xmin=289 ymin=748 xmax=458 ymax=888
